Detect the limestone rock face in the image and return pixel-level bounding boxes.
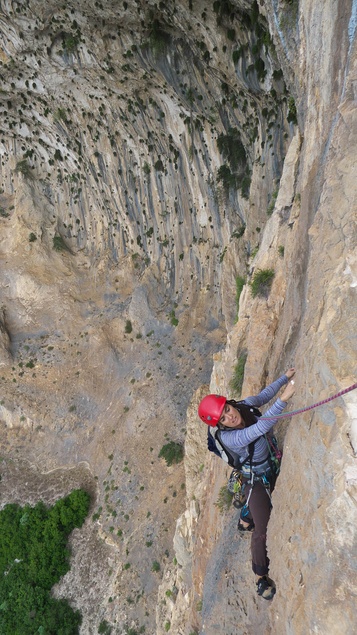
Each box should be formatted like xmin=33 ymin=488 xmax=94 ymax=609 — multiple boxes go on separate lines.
xmin=0 ymin=1 xmax=356 ymax=634
xmin=159 ymin=2 xmax=357 ymax=634
xmin=0 ymin=309 xmax=12 ymax=366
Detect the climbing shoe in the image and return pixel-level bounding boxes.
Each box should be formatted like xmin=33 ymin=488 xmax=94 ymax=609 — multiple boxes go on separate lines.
xmin=237 ymin=518 xmax=255 ymax=533
xmin=256 ymin=576 xmax=276 ymax=600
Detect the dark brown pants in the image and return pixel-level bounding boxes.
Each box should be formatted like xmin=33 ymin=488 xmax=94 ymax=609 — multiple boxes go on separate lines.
xmin=243 ymin=480 xmax=272 ymax=576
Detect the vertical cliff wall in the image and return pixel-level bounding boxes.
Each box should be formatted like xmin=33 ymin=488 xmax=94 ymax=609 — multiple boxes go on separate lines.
xmin=161 ymin=1 xmax=357 ymax=634
xmin=0 ymin=1 xmax=356 ymax=634
xmin=0 ymin=1 xmax=292 ymax=633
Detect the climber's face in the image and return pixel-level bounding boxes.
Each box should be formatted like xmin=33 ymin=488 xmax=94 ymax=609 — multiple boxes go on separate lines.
xmin=219 ymin=404 xmax=245 ymax=429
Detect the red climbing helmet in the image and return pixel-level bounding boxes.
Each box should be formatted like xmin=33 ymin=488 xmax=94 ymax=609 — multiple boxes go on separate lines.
xmin=198 ymin=394 xmax=226 ymax=426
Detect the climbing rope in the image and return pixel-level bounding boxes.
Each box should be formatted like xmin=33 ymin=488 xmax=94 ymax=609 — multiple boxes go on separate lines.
xmin=258 ymin=382 xmax=357 ymax=421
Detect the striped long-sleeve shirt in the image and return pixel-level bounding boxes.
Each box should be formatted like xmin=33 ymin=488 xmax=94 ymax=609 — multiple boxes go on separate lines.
xmin=220 ymin=374 xmax=289 ymax=465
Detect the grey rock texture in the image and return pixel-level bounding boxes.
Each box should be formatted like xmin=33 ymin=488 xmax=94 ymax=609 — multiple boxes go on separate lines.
xmin=159 ymin=2 xmax=357 ymax=634
xmin=0 ymin=1 xmax=356 ymax=634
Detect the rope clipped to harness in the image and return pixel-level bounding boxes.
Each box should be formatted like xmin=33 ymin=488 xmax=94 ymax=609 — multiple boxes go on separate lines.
xmin=258 ymin=382 xmax=357 ymax=421
xmin=265 ymin=435 xmax=282 ymax=475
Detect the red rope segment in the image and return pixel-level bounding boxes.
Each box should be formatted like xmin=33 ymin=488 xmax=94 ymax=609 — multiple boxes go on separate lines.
xmin=258 ymin=382 xmax=357 ymax=421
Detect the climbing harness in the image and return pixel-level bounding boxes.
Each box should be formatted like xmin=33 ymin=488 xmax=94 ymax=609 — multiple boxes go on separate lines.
xmin=236 ymin=384 xmax=357 ymax=512
xmin=257 ymin=382 xmax=357 ymax=421
xmin=265 ymin=434 xmax=282 ymax=475
xmin=213 ymin=382 xmax=357 ymax=517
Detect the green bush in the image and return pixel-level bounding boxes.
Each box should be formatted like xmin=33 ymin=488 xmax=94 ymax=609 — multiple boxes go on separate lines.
xmin=250 ymin=268 xmax=275 ymax=298
xmin=0 ymin=489 xmax=90 ymax=634
xmin=54 ymin=107 xmax=67 ymax=122
xmin=169 ymin=310 xmax=178 ymax=326
xmin=229 ymin=351 xmax=247 ymax=397
xmin=217 ymin=164 xmax=237 ymax=190
xmin=235 ymin=275 xmax=246 ymax=317
xmin=216 ymin=128 xmax=251 ymax=198
xmin=232 ymin=49 xmax=241 ymax=64
xmin=231 ymin=225 xmax=246 ymax=239
xmin=267 ymin=189 xmax=278 ymax=215
xmin=287 ymin=96 xmax=297 ymax=124
xmin=147 ymin=19 xmax=171 ymax=56
xmin=215 ymin=486 xmax=233 ymax=513
xmin=62 ymin=33 xmax=81 ymax=54
xmin=53 ymin=235 xmax=68 ymax=252
xmin=158 ymin=441 xmax=184 ymax=466
xmin=124 ymin=320 xmax=133 ymax=334
xmin=98 ymin=619 xmax=112 ymax=634
xmin=240 ymin=173 xmax=251 ymax=199
xmin=254 ymin=57 xmax=266 ymax=82
xmin=15 ymin=159 xmax=33 ymax=179
xmin=217 ymin=128 xmax=247 ymax=173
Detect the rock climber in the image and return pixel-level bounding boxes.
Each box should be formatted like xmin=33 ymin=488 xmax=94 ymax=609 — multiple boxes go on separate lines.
xmin=197 ymin=368 xmax=296 ymax=600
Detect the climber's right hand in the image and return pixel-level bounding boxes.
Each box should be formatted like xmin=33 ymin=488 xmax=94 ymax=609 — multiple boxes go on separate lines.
xmin=280 ymin=380 xmax=296 ymax=402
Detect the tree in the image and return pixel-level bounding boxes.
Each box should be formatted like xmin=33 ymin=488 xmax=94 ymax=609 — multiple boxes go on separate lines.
xmin=0 ymin=490 xmax=90 ymax=634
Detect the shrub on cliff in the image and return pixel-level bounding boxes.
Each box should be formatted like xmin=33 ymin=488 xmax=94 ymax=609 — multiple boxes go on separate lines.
xmin=15 ymin=159 xmax=33 ymax=179
xmin=158 ymin=441 xmax=184 ymax=466
xmin=53 ymin=234 xmax=69 ymax=252
xmin=215 ymin=485 xmax=233 ymax=513
xmin=230 ymin=351 xmax=247 ymax=397
xmin=287 ymin=96 xmax=298 ymax=124
xmin=235 ymin=275 xmax=246 ymax=320
xmin=217 ymin=128 xmax=251 ymax=197
xmin=217 ymin=128 xmax=247 ymax=173
xmin=250 ymin=268 xmax=275 ymax=298
xmin=125 ymin=319 xmax=133 ymax=334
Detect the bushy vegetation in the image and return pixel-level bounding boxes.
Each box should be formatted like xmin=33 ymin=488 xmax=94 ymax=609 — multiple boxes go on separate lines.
xmin=62 ymin=34 xmax=80 ymax=54
xmin=53 ymin=235 xmax=68 ymax=252
xmin=158 ymin=441 xmax=184 ymax=466
xmin=250 ymin=268 xmax=275 ymax=298
xmin=235 ymin=275 xmax=246 ymax=318
xmin=169 ymin=310 xmax=179 ymax=327
xmin=98 ymin=620 xmax=112 ymax=635
xmin=213 ymin=0 xmax=236 ymax=26
xmin=147 ymin=17 xmax=171 ymax=56
xmin=217 ymin=164 xmax=236 ymax=190
xmin=217 ymin=128 xmax=251 ymax=198
xmin=267 ymin=188 xmax=279 ymax=215
xmin=229 ymin=351 xmax=247 ymax=397
xmin=0 ymin=489 xmax=90 ymax=634
xmin=215 ymin=485 xmax=233 ymax=513
xmin=124 ymin=319 xmax=133 ymax=334
xmin=15 ymin=159 xmax=33 ymax=179
xmin=152 ymin=560 xmax=161 ymax=572
xmin=217 ymin=128 xmax=247 ymax=174
xmin=287 ymin=96 xmax=297 ymax=124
